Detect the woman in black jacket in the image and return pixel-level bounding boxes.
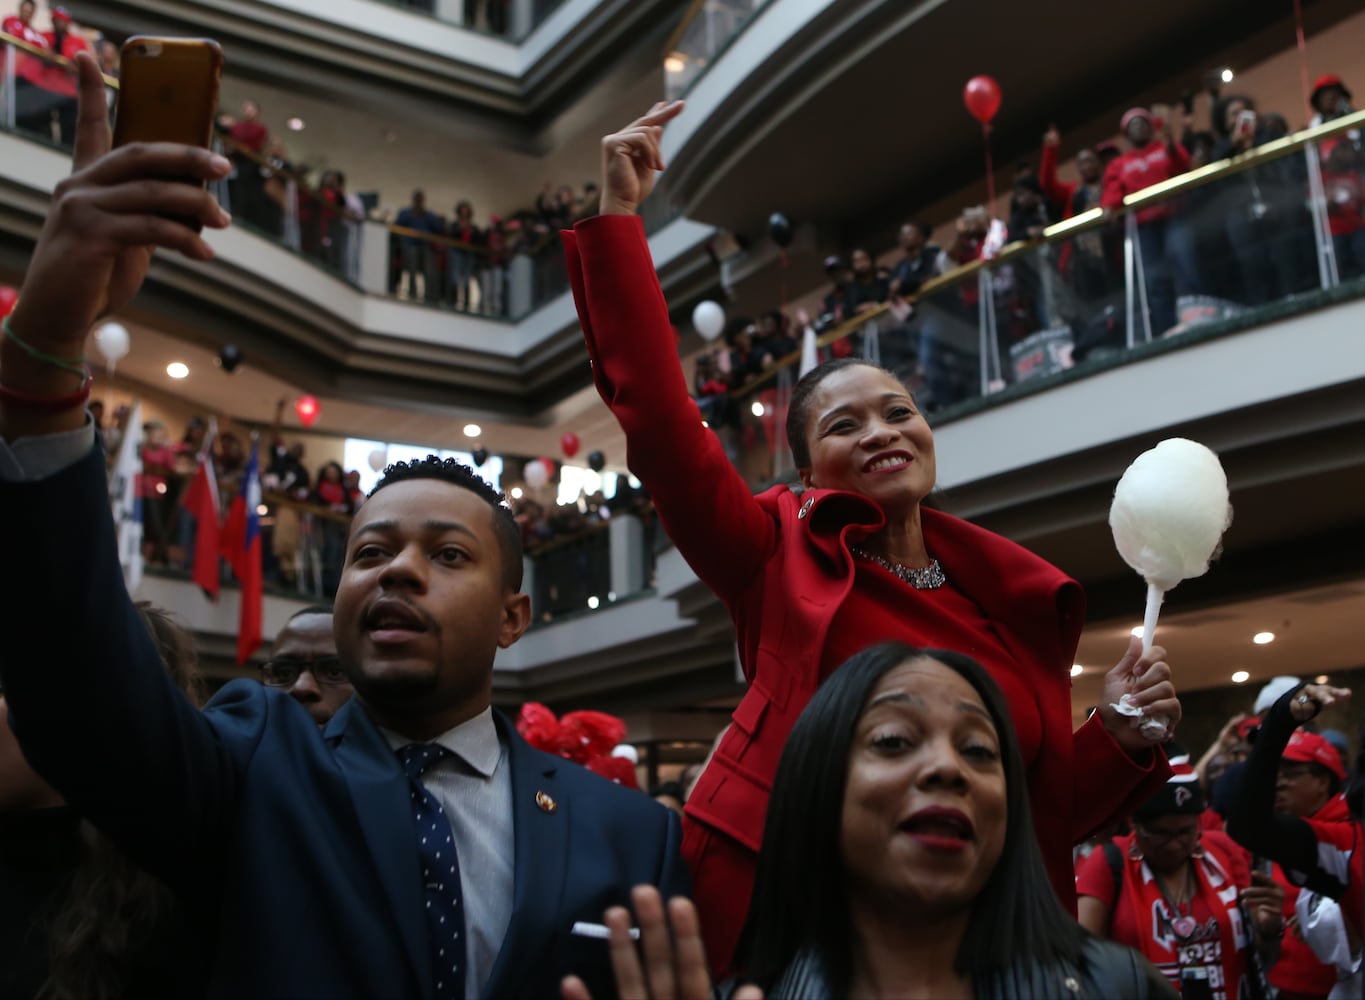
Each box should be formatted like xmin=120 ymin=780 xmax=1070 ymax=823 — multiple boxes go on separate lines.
xmin=564 ymin=643 xmax=1173 ymax=1000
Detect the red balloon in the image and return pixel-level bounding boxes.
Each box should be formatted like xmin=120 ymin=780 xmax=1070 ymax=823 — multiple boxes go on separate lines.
xmin=295 ymin=394 xmax=321 ymax=428
xmin=963 ymin=75 xmax=1002 ymax=124
xmin=560 ymin=432 xmax=581 ymax=458
xmin=540 ymin=457 xmax=556 ymax=478
xmin=0 ymin=286 xmax=17 ymax=319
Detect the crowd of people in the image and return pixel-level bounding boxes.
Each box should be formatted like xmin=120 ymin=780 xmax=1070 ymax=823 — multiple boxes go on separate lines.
xmin=0 ymin=41 xmax=1362 ymax=1000
xmin=1 ymin=1 xmax=113 ymax=144
xmin=691 ymin=70 xmax=1363 ymax=432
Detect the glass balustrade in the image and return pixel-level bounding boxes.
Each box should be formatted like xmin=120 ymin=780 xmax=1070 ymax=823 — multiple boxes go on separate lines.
xmin=286 ymin=0 xmax=569 ymax=44
xmin=664 ymin=0 xmax=768 ymax=101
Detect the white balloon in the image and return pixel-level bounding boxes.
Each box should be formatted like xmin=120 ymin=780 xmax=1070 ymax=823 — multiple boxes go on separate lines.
xmin=367 ymin=448 xmax=387 ymax=473
xmin=692 ymin=300 xmax=726 ymax=342
xmin=93 ymin=322 xmax=130 ymax=363
xmin=1109 ymin=438 xmax=1232 ymax=593
xmin=524 ymin=459 xmax=549 ymax=489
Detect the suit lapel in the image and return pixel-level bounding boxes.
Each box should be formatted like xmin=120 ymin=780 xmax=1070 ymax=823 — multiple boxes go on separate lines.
xmin=326 ymin=701 xmax=431 ymax=998
xmin=483 ymin=715 xmax=569 ymax=997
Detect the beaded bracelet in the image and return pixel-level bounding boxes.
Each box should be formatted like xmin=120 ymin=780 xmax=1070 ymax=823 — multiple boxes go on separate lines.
xmin=1 ymin=315 xmax=88 ymax=377
xmin=0 ymin=369 xmax=93 ymax=412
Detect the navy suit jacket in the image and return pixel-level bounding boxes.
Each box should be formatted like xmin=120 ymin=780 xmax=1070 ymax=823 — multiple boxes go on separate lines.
xmin=0 ymin=445 xmax=689 ymax=998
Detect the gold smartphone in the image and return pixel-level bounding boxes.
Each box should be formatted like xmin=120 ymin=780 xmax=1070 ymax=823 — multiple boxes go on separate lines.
xmin=112 ymin=37 xmax=224 ymax=230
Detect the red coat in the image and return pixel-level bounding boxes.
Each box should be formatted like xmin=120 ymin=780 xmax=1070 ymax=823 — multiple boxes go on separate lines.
xmin=1101 ymin=138 xmax=1191 ymax=224
xmin=564 ymin=214 xmax=1169 ymax=970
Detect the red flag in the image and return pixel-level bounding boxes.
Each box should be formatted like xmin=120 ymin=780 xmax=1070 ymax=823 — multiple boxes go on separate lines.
xmin=221 ymin=442 xmax=263 ymax=664
xmin=183 ymin=450 xmax=221 ymax=600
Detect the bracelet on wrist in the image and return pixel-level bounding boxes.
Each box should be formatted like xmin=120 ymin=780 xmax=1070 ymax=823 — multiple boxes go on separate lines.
xmin=0 ymin=369 xmax=93 ymax=412
xmin=1 ymin=315 xmax=88 ymax=377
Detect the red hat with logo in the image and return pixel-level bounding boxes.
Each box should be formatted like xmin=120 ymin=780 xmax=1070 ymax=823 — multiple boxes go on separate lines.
xmin=1284 ymin=729 xmax=1346 ymax=781
xmin=1312 ymin=73 xmax=1352 ymax=103
xmin=50 ymin=6 xmax=72 ymax=24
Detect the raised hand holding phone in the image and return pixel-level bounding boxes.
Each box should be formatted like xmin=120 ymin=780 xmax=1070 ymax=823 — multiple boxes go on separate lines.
xmin=1 ymin=50 xmax=230 ymax=439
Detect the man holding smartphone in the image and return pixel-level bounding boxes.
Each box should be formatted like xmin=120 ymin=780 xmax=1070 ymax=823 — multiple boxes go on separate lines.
xmin=0 ymin=52 xmax=688 ymax=999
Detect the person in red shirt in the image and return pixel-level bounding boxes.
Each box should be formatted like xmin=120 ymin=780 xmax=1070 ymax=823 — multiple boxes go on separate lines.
xmin=2 ymin=0 xmax=54 ymax=137
xmin=1320 ymin=139 xmax=1365 ymax=282
xmin=448 ymin=200 xmax=484 ymax=312
xmin=566 ymin=100 xmax=1181 ymax=977
xmin=1078 ymin=773 xmax=1285 ymax=999
xmin=37 ymin=7 xmax=87 ymax=145
xmin=1228 ymin=685 xmax=1363 ymax=1000
xmin=1102 ymin=107 xmax=1199 ymax=338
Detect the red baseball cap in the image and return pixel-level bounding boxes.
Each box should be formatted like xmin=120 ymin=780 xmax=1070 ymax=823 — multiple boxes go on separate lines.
xmin=50 ymin=6 xmax=72 ymax=23
xmin=1312 ymin=73 xmax=1352 ymax=102
xmin=1284 ymin=730 xmax=1346 ymax=781
xmin=1120 ymin=108 xmax=1153 ymax=132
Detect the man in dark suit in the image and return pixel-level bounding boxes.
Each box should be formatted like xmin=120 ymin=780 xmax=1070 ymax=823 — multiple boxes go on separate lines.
xmin=0 ymin=53 xmax=686 ymax=999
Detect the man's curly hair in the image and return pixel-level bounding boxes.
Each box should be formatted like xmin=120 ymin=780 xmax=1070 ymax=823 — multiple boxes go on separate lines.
xmin=369 ymin=455 xmax=523 ymax=591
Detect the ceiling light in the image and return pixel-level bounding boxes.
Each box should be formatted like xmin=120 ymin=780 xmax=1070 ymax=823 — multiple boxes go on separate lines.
xmin=587 ymin=596 xmax=600 ymax=610
xmin=1253 ymin=631 xmax=1275 ymax=645
xmin=1070 ymin=664 xmax=1084 ymax=677
xmin=751 ymin=401 xmax=766 ymax=417
xmin=1220 ymin=68 xmax=1234 ymax=84
xmin=664 ymin=54 xmax=686 ymax=74
xmin=1231 ymin=670 xmax=1250 ymax=684
xmin=510 ymin=487 xmax=523 ymax=499
xmin=166 ymin=361 xmax=189 ymax=379
xmin=286 ymin=117 xmax=305 ymax=131
xmin=463 ymin=423 xmax=482 ymax=438
xmin=1316 ymin=674 xmax=1330 ymax=684
xmin=1130 ymin=626 xmax=1144 ymax=638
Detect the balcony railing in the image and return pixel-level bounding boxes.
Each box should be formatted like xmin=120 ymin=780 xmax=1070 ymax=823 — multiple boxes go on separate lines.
xmin=0 ymin=30 xmax=678 ymax=323
xmin=705 ymin=107 xmax=1365 ymax=488
xmin=663 ymin=0 xmax=768 ymax=101
xmin=283 ymin=0 xmax=569 ymax=44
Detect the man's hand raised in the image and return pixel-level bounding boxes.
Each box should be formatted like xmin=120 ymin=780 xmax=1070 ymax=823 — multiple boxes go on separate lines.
xmin=599 ymin=101 xmax=685 ymax=216
xmin=2 ymin=52 xmax=231 ymax=438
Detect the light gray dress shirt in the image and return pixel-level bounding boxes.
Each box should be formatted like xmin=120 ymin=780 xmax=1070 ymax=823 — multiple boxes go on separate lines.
xmin=381 ymin=707 xmax=515 ymax=998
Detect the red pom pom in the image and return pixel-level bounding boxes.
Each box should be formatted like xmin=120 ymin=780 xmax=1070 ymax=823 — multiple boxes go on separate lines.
xmin=585 ymin=756 xmax=639 ymax=789
xmin=557 ymin=711 xmax=627 ymax=763
xmin=515 ymin=702 xmax=561 ymax=753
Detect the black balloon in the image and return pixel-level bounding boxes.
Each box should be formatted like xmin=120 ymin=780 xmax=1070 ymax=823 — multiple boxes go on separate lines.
xmin=471 ymin=447 xmax=489 ymax=467
xmin=218 ymin=344 xmax=243 ymax=373
xmin=767 ymin=212 xmax=793 ymax=248
xmin=587 ymin=450 xmax=606 ymax=473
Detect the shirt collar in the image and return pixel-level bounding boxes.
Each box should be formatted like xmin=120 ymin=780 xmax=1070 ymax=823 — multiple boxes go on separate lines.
xmin=380 ymin=706 xmax=502 ymax=779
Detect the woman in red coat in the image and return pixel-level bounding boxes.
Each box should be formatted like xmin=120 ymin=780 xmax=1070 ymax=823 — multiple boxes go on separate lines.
xmin=563 ymin=102 xmax=1181 ymax=975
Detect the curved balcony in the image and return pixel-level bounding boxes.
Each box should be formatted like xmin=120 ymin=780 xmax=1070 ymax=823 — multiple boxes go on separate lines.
xmin=657 ymin=0 xmax=1357 ymax=245
xmin=0 ymin=35 xmax=717 ymax=430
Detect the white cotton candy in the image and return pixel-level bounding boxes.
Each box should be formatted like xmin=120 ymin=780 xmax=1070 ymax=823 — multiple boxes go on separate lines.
xmin=1109 ymin=438 xmax=1233 ymax=593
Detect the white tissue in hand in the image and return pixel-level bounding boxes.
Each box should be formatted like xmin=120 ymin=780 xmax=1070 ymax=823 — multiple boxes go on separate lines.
xmin=1112 ymin=693 xmax=1144 ymax=718
xmin=1109 ymin=438 xmax=1232 ymax=593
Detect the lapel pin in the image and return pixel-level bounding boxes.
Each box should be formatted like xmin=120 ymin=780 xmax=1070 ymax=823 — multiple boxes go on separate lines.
xmin=536 ymin=790 xmax=557 ymax=814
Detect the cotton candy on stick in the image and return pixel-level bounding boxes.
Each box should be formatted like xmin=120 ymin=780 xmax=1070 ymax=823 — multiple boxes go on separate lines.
xmin=1109 ymin=438 xmax=1232 ymax=738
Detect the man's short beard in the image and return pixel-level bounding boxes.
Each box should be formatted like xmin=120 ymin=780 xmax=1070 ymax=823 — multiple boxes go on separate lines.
xmin=355 ymin=668 xmax=439 ymax=703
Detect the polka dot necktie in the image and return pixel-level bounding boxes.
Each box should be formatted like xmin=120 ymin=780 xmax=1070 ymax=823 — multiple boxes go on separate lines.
xmin=398 ymin=743 xmax=467 ymax=1000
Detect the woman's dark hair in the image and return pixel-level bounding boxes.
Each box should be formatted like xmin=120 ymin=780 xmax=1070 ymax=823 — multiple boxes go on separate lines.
xmin=1212 ymin=94 xmax=1256 ymax=138
xmin=785 ymin=358 xmax=901 ymax=470
xmin=42 ymin=603 xmax=204 ymax=999
xmin=736 ymin=642 xmax=1083 ymax=993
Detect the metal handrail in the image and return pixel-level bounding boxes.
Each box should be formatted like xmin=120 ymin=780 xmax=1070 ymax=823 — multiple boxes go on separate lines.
xmin=725 ymin=106 xmax=1365 ymax=398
